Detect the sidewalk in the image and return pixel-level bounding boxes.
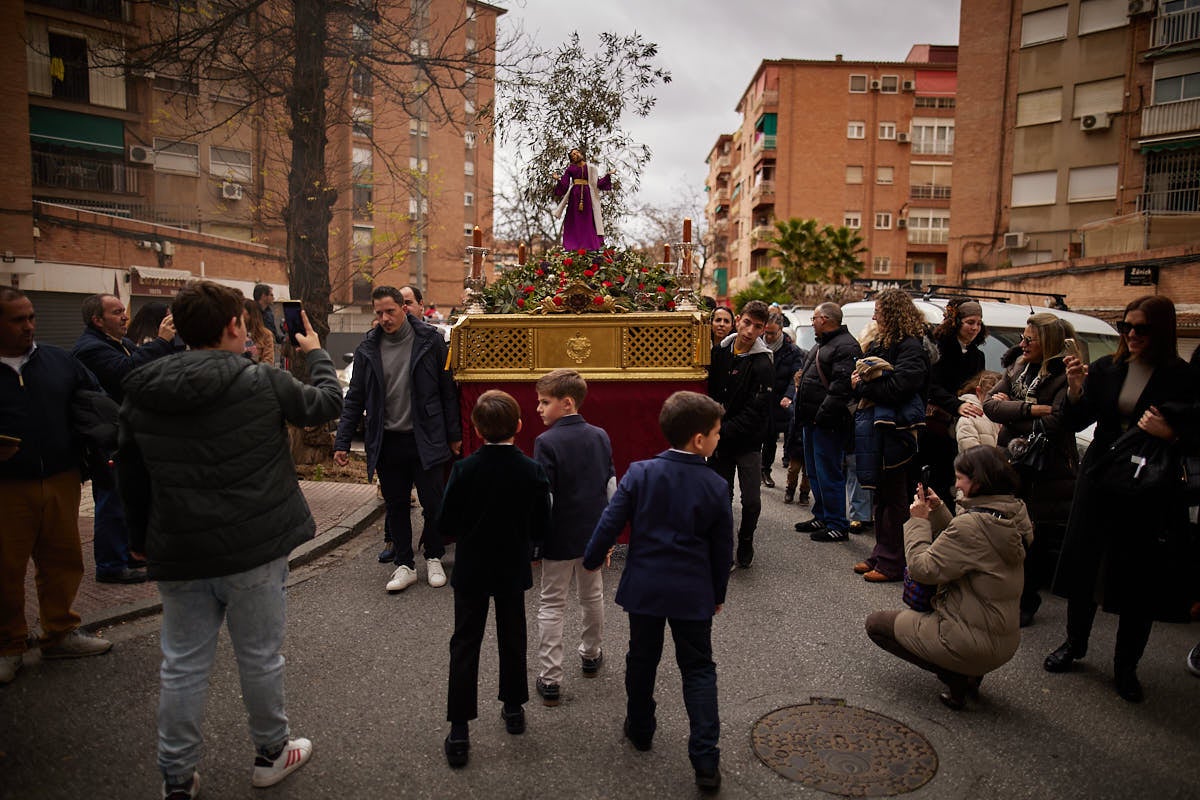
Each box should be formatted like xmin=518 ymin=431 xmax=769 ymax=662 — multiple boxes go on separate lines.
xmin=23 ymin=480 xmax=384 ymax=632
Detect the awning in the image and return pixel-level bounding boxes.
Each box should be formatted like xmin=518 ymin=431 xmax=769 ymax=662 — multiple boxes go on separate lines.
xmin=915 ymin=70 xmax=957 ymax=96
xmin=29 ymin=106 xmax=125 ymax=154
xmin=1139 ymin=135 xmax=1200 ymax=153
xmin=130 ymin=266 xmax=192 ymax=297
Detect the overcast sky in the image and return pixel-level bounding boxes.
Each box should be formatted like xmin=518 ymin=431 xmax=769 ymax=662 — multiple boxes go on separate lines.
xmin=493 ymin=0 xmax=962 ymax=219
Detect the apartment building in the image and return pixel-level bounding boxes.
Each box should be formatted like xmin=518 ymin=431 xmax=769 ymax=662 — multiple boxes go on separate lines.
xmin=1 ymin=0 xmax=498 ymax=348
xmin=704 ymin=46 xmax=958 ymax=299
xmin=952 ymin=0 xmax=1200 ymax=336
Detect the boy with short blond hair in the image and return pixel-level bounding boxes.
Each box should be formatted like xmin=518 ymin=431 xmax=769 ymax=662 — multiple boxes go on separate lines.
xmin=532 ymin=368 xmax=615 ymax=706
xmin=441 ymin=390 xmax=551 ymax=768
xmin=584 ymin=391 xmax=733 ymax=792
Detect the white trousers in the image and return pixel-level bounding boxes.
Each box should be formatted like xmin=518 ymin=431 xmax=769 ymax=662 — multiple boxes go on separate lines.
xmin=537 ymin=557 xmax=604 ymax=684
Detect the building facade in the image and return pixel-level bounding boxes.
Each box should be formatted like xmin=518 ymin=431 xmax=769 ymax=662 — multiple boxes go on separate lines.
xmin=704 ymin=46 xmax=958 ymax=300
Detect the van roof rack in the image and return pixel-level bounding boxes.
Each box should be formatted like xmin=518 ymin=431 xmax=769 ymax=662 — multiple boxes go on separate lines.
xmin=850 ymin=281 xmax=1068 ymax=311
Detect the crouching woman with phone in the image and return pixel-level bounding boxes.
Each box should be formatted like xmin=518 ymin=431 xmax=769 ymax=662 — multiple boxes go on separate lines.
xmin=865 ymin=446 xmax=1033 ymax=709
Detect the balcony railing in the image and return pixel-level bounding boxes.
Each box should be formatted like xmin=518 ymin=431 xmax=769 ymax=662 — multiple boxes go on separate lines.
xmin=910 ymin=184 xmax=951 ymax=200
xmin=1137 ymin=188 xmax=1200 ymax=213
xmin=759 ymin=89 xmax=779 ymax=107
xmin=751 ymin=179 xmax=775 ymax=200
xmin=32 ymin=150 xmax=141 ymax=194
xmin=1141 ymin=97 xmax=1200 ymax=138
xmin=751 ymin=225 xmax=775 ymax=242
xmin=1152 ymin=7 xmax=1200 ymax=47
xmin=752 ymin=133 xmax=776 ymax=153
xmin=911 ymin=141 xmax=954 ymax=156
xmin=907 ymin=229 xmax=949 ymax=245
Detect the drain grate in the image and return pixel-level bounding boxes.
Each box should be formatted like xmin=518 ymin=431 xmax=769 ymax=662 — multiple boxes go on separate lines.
xmin=751 ymin=697 xmax=938 ymax=797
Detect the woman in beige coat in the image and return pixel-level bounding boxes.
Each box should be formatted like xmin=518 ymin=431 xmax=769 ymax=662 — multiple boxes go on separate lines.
xmin=865 ymin=445 xmax=1033 ymax=709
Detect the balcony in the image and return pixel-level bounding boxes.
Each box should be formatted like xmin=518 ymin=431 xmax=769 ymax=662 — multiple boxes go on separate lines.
xmin=1151 ymin=7 xmax=1200 ymax=48
xmin=32 ymin=150 xmax=141 ymax=194
xmin=713 ymin=185 xmax=730 ymax=204
xmin=911 ymin=141 xmax=953 ymax=156
xmin=910 ymin=184 xmax=951 ymax=200
xmin=751 ymin=225 xmax=775 ymax=244
xmin=752 ymin=133 xmax=776 ymax=154
xmin=1141 ymin=97 xmax=1200 ymax=138
xmin=1137 ymin=187 xmax=1200 ymax=213
xmin=757 ymin=89 xmax=779 ymax=110
xmin=751 ymin=179 xmax=775 ymax=204
xmin=907 ymin=229 xmax=949 ymax=245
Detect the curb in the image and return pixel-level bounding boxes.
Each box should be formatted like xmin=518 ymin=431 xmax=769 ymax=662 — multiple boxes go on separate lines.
xmin=81 ymin=498 xmax=385 ymax=632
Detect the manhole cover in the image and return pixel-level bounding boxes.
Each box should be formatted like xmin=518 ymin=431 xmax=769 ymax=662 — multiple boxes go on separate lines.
xmin=751 ymin=697 xmax=937 ymax=797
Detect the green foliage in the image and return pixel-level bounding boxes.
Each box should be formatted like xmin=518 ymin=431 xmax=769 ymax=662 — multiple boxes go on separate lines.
xmin=767 ymin=218 xmax=866 ymax=294
xmin=482 ymin=246 xmax=678 ymax=314
xmin=732 ymin=268 xmax=790 ymax=312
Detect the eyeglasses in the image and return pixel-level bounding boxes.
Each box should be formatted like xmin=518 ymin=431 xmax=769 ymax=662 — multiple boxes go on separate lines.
xmin=811 ymin=313 xmax=828 ymax=321
xmin=1116 ymin=321 xmax=1152 ymax=337
xmin=1019 ymin=335 xmax=1038 ymax=345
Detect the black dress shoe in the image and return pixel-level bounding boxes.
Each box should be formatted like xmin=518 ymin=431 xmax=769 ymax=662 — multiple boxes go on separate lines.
xmin=1114 ymin=669 xmax=1144 ymax=703
xmin=581 ymin=651 xmax=603 ymax=677
xmin=377 ymin=543 xmax=396 ymax=563
xmin=443 ymin=735 xmax=469 ymax=768
xmin=794 ymin=519 xmax=825 ymax=533
xmin=127 ymin=556 xmax=148 ymax=569
xmin=735 ymin=540 xmax=754 ymax=569
xmin=501 ymin=705 xmax=525 ymax=735
xmin=536 ymin=677 xmax=560 ymax=706
xmin=1044 ymin=640 xmax=1087 ymax=673
xmin=623 ymin=718 xmax=653 ymax=751
xmin=96 ymin=567 xmax=148 ymax=584
xmin=761 ymin=472 xmax=775 ymax=488
xmin=695 ymin=765 xmax=722 ymax=792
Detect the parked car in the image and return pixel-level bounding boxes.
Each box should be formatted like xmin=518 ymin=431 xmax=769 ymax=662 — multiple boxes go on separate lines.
xmin=837 ymin=296 xmax=1121 ymax=458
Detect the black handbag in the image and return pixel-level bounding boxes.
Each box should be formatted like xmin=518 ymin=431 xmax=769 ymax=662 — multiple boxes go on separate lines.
xmin=1006 ymin=420 xmax=1050 ymax=471
xmin=1084 ymin=427 xmax=1180 ymax=496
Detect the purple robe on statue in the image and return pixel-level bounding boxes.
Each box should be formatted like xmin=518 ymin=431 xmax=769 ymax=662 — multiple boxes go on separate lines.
xmin=553 ymin=162 xmax=613 ymax=251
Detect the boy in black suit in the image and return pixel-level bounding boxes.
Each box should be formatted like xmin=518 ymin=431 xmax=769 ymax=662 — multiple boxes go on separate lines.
xmin=441 ymin=390 xmax=551 ymax=768
xmin=583 ymin=391 xmax=733 ymax=792
xmin=532 ymin=368 xmax=615 ymax=706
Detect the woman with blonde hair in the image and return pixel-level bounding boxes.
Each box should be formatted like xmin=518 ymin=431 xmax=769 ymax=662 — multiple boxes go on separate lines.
xmin=243 ymin=298 xmax=275 ymax=365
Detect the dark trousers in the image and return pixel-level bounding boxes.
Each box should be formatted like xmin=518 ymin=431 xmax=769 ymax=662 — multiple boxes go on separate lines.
xmin=447 ymin=589 xmax=528 ymax=723
xmin=802 ymin=424 xmax=848 ymax=532
xmin=376 ymin=431 xmax=445 ymax=567
xmin=868 ymin=466 xmax=910 ymax=579
xmin=625 ymin=613 xmax=720 ymax=771
xmin=92 ymin=483 xmax=133 ymax=574
xmin=709 ymin=449 xmax=761 ymax=542
xmin=1065 ymin=598 xmax=1154 ymax=673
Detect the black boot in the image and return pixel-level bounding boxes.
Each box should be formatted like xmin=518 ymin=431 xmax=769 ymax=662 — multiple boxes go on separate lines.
xmin=761 ymin=469 xmax=775 ymax=488
xmin=736 ymin=538 xmax=754 ymax=569
xmin=1044 ymin=639 xmax=1087 ymax=673
xmin=1114 ymin=665 xmax=1144 ymax=703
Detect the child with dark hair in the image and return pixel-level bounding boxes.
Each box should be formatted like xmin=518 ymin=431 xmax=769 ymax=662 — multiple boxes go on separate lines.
xmin=583 ymin=391 xmax=733 ymax=792
xmin=440 ymin=390 xmax=551 ymax=768
xmin=864 ymin=445 xmax=1032 ymax=710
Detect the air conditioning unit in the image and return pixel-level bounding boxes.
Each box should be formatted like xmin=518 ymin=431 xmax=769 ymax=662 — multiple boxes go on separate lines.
xmin=1080 ymin=112 xmax=1111 ymax=131
xmin=901 ymin=80 xmax=915 ymax=92
xmin=869 ymin=79 xmax=882 ymax=91
xmin=897 ymin=218 xmax=908 ymax=229
xmin=1128 ymin=0 xmax=1155 ymax=15
xmin=221 ymin=181 xmax=244 ymax=200
xmin=1004 ymin=231 xmax=1029 ymax=250
xmin=128 ymin=145 xmax=155 ymax=165
xmin=897 ymin=132 xmax=910 ymax=143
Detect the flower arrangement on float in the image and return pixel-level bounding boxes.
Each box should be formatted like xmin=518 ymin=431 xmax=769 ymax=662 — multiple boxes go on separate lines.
xmin=482 ymin=246 xmax=680 ymax=314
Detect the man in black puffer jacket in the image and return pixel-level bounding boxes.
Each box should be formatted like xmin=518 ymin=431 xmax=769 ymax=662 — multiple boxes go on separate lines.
xmin=118 ymin=281 xmax=341 ymax=796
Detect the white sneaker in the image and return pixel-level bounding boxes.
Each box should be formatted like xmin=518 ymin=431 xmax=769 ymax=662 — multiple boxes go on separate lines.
xmin=426 ymin=558 xmax=447 ymax=588
xmin=251 ymin=737 xmax=312 ymax=788
xmin=386 ymin=565 xmax=418 ymax=593
xmin=0 ymin=654 xmax=22 ymax=685
xmin=41 ymin=629 xmax=113 ymax=659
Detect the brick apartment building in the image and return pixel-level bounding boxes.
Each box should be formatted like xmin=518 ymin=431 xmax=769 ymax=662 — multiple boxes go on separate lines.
xmin=703 ymin=45 xmax=958 ymax=300
xmin=952 ymin=0 xmax=1200 ymax=349
xmin=0 ymin=0 xmax=499 ymax=349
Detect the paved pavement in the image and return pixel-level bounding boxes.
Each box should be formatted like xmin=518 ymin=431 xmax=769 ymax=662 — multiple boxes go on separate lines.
xmin=3 ymin=474 xmax=1198 ymax=799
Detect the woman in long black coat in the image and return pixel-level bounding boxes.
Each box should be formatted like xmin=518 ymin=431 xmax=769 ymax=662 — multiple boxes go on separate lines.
xmin=1043 ymin=295 xmax=1197 ymax=703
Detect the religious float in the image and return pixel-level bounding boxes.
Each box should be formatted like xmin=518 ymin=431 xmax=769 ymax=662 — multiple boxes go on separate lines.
xmin=451 ymin=223 xmax=710 ymax=473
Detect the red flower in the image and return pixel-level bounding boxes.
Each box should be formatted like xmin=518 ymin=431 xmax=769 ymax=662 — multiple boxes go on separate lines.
xmin=604 ymin=257 xmax=613 ymax=264
xmin=666 ymin=300 xmax=676 ymax=310
xmin=523 ymin=285 xmax=535 ymax=294
xmin=577 ymin=248 xmax=587 ymax=256
xmin=602 ymin=280 xmax=612 ymax=288
xmin=563 ymin=257 xmax=573 ymax=267
xmin=553 ymin=295 xmax=563 ymax=306
xmin=592 ymin=295 xmax=604 ymax=305
xmin=583 ymin=269 xmax=595 ymax=278
xmin=656 ymin=286 xmax=666 ymax=293
xmin=638 ymin=283 xmax=645 ymax=290
xmin=516 ymin=297 xmax=526 ymax=308
xmin=535 ymin=269 xmax=544 ymax=277
xmin=616 ymin=275 xmax=625 ymax=282
xmin=640 ymin=266 xmax=649 ymax=273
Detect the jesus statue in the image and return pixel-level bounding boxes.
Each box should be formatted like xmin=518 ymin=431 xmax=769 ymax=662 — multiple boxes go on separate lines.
xmin=552 ymin=147 xmax=614 ymax=251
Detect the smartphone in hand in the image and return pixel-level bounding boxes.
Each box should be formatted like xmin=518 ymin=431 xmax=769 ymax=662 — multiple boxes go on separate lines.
xmin=282 ymin=301 xmax=304 ymax=348
xmin=1062 ymin=338 xmax=1079 ymax=359
xmin=919 ymin=465 xmax=934 ymax=495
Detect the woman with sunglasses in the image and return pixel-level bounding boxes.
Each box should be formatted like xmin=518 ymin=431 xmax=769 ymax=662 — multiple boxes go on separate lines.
xmin=1043 ymin=295 xmax=1196 ymax=702
xmin=983 ymin=312 xmax=1079 ymax=628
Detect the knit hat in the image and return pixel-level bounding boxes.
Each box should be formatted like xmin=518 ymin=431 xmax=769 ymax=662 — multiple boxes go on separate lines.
xmin=956 ymin=300 xmax=982 ymax=319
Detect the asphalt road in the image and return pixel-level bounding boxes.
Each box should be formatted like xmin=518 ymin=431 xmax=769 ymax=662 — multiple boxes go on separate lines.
xmin=2 ymin=480 xmax=1197 ymax=799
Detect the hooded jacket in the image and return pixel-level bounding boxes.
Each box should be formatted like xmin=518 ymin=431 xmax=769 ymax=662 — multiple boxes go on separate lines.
xmin=894 ymin=494 xmax=1033 ymax=676
xmin=707 ymin=332 xmax=774 ymax=455
xmin=117 ymin=348 xmax=342 ymax=580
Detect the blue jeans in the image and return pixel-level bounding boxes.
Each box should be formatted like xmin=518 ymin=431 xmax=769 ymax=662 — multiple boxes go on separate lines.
xmin=92 ymin=483 xmax=132 ymax=574
xmin=843 ymin=453 xmax=874 ymax=522
xmin=157 ymin=555 xmax=291 ymax=782
xmin=802 ymin=425 xmax=848 ymax=532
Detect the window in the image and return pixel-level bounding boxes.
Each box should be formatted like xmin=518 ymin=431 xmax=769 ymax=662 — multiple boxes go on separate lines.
xmin=1012 ymin=170 xmax=1058 ymax=207
xmin=352 ymin=67 xmax=372 ymax=96
xmin=153 ymin=74 xmax=200 ymax=96
xmin=846 ymin=165 xmax=864 ymax=184
xmin=1074 ymin=78 xmax=1125 ymax=118
xmin=153 ymin=138 xmax=199 ymax=174
xmin=1141 ymin=147 xmax=1200 ymax=212
xmin=847 ymin=121 xmax=865 ymax=139
xmin=849 ymin=74 xmax=868 ymax=93
xmin=352 ymin=226 xmax=373 ymax=263
xmin=411 ymin=39 xmax=429 ymax=56
xmin=464 ymin=131 xmax=477 ymax=148
xmin=910 ymin=163 xmax=953 ymax=199
xmin=873 ymin=256 xmax=891 ymax=274
xmin=464 ymin=99 xmax=475 ymax=114
xmin=408 ymin=156 xmax=427 ymax=173
xmin=1021 ymin=5 xmax=1069 ymax=46
xmin=1154 ymin=70 xmax=1200 ymax=104
xmin=1016 ymin=88 xmax=1063 ymax=126
xmin=880 ymin=75 xmax=900 ymax=93
xmin=844 ymin=212 xmax=862 ymax=229
xmin=1079 ymin=0 xmax=1129 ymax=35
xmin=912 ymin=260 xmax=938 ymax=277
xmin=911 ymin=119 xmax=954 ymax=155
xmin=408 ymin=196 xmax=428 ymax=216
xmin=209 ymin=146 xmax=252 ymax=182
xmin=915 ymin=96 xmax=956 ymax=108
xmin=876 ymin=166 xmax=895 ymax=185
xmin=1155 ymin=0 xmax=1200 ymax=46
xmin=464 ymin=160 xmax=475 ymax=176
xmin=352 ymin=146 xmax=372 ymax=181
xmin=465 ymin=37 xmax=476 ymax=53
xmin=907 ymin=209 xmax=950 ymax=244
xmin=353 ymin=184 xmax=373 ymax=218
xmin=352 ymin=106 xmax=373 ymax=137
xmin=1068 ymin=164 xmax=1118 ymax=202
xmin=464 ymin=223 xmax=475 ymax=237
xmin=464 ymin=191 xmax=474 ymax=207
xmin=48 ymin=32 xmax=90 ymax=102
xmin=874 ymin=212 xmax=892 ymax=229
xmin=879 ymin=122 xmax=897 ymax=140
xmin=408 ymin=118 xmax=428 ymax=136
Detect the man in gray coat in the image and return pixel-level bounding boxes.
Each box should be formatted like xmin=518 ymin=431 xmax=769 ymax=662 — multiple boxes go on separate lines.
xmin=118 ymin=281 xmax=342 ymax=798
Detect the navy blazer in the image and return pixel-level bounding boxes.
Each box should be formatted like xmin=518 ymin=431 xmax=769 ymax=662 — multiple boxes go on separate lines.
xmin=440 ymin=444 xmax=551 ymax=595
xmin=584 ymin=450 xmax=733 ymax=620
xmin=72 ymin=325 xmax=172 ymax=404
xmin=533 ymin=414 xmax=615 ymax=560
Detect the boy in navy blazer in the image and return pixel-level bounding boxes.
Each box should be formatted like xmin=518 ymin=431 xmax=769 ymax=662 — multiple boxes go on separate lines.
xmin=440 ymin=390 xmax=551 ymax=768
xmin=583 ymin=391 xmax=733 ymax=792
xmin=532 ymin=369 xmax=615 ymax=706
